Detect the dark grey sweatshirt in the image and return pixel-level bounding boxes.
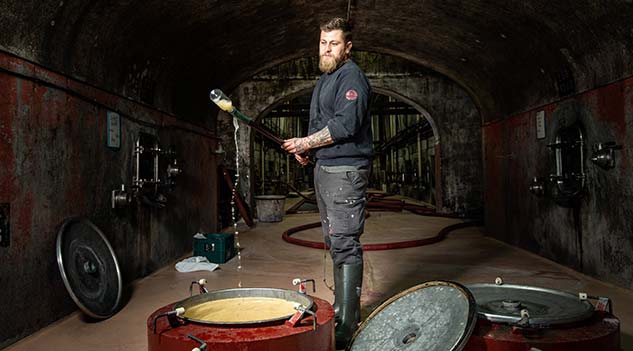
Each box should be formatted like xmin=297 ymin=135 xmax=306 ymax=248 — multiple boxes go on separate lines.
xmin=308 ymin=60 xmax=373 ymax=167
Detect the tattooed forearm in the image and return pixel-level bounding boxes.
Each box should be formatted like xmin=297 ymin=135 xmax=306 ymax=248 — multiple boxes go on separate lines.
xmin=281 ymin=127 xmax=334 ymax=155
xmin=296 ymin=127 xmax=333 ymax=153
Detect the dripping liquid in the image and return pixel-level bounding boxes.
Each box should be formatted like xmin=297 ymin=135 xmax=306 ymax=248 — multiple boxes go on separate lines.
xmin=232 ymin=117 xmax=243 ymax=288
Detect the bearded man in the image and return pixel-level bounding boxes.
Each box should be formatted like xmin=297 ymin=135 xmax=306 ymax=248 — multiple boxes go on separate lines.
xmin=281 ymin=17 xmax=373 ymax=349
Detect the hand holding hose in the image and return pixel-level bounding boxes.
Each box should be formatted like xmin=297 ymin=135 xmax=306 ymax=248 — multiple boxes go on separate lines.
xmin=281 ymin=138 xmax=313 ymax=166
xmin=282 ymin=127 xmax=334 ymax=165
xmin=281 ymin=137 xmax=310 ymax=155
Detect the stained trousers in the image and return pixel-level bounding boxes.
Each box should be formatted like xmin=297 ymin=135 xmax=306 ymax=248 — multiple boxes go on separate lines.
xmin=314 ymin=164 xmax=370 ymax=266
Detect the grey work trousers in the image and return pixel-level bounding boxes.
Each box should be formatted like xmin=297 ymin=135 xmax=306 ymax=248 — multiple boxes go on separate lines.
xmin=314 ymin=164 xmax=370 ymax=266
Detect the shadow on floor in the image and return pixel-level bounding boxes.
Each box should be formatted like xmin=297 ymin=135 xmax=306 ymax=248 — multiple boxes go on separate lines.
xmin=78 ymin=283 xmax=136 ymax=323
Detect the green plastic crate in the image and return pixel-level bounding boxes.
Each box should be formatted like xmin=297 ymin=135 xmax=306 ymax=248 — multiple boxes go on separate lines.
xmin=193 ymin=233 xmax=235 ymax=264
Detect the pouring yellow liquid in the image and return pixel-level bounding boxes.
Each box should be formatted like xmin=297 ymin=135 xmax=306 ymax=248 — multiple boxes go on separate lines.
xmin=214 ymin=98 xmax=234 ymax=113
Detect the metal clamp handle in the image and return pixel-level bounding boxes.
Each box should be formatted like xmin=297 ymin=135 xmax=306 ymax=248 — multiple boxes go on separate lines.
xmin=580 ymin=292 xmax=613 ymax=314
xmin=303 ymin=308 xmax=318 ymax=330
xmin=189 ymin=279 xmax=209 ymax=296
xmin=286 ymin=304 xmax=318 ymax=330
xmin=152 ymin=307 xmax=185 ymax=334
xmin=188 ymin=334 xmax=207 ymax=351
xmin=295 ymin=305 xmax=318 ymax=330
xmin=292 ymin=278 xmax=316 ymax=294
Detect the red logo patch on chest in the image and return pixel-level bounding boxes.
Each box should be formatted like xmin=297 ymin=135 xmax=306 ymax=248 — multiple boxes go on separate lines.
xmin=345 ymin=89 xmax=358 ymax=101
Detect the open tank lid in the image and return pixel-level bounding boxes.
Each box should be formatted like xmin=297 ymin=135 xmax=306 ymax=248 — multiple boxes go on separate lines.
xmin=349 ymin=280 xmax=477 ymax=351
xmin=174 ymin=287 xmax=314 ymax=325
xmin=56 ymin=217 xmax=122 ymax=319
xmin=466 ymin=283 xmax=594 ymax=327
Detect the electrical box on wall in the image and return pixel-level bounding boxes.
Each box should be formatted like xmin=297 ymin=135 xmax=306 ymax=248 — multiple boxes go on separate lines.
xmin=536 ymin=110 xmax=546 ymax=139
xmin=107 ymin=111 xmax=121 ymax=149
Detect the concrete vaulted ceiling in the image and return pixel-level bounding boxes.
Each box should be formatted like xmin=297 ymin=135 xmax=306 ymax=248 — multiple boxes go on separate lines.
xmin=1 ymin=0 xmax=632 ymax=124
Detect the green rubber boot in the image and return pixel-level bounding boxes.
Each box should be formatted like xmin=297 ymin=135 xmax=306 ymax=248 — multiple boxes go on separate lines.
xmin=332 ymin=264 xmax=342 ymax=322
xmin=334 ymin=263 xmax=363 ymax=350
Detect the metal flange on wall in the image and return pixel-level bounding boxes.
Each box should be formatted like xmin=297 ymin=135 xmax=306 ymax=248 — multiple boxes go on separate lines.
xmin=529 ymin=123 xmax=586 ymax=207
xmin=112 ymin=132 xmax=183 ymax=209
xmin=529 ymin=120 xmax=622 ymax=207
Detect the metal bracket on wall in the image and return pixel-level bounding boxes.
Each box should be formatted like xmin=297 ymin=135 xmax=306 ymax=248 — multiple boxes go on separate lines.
xmin=0 ymin=203 xmax=9 ymax=247
xmin=112 ymin=132 xmax=183 ymax=210
xmin=529 ymin=124 xmax=586 ymax=207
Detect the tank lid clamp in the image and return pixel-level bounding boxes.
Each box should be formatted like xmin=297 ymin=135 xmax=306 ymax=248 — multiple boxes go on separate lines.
xmin=292 ymin=278 xmax=316 ymax=294
xmin=511 ymin=309 xmax=545 ymax=335
xmin=152 ymin=307 xmax=185 ymax=334
xmin=581 ymin=293 xmax=613 ymax=314
xmin=285 ymin=304 xmax=317 ymax=330
xmin=595 ymin=297 xmax=612 ymax=313
xmin=187 ymin=334 xmax=207 ymax=351
xmin=190 ymin=279 xmax=209 ymax=296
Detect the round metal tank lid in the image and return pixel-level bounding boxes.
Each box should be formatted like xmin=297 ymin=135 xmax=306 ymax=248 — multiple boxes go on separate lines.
xmin=349 ymin=281 xmax=477 ymax=351
xmin=56 ymin=217 xmax=122 ymax=319
xmin=467 ymin=283 xmax=594 ymax=327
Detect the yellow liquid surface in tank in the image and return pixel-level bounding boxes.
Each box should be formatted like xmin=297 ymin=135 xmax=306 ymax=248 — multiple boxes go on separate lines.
xmin=183 ymin=297 xmax=298 ymax=323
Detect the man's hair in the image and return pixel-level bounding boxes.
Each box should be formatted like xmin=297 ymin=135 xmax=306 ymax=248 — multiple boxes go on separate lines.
xmin=320 ymin=17 xmax=352 ymax=43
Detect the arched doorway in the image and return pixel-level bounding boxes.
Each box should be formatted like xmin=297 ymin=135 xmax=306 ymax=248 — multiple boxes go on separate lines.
xmin=253 ymin=92 xmax=439 ymax=206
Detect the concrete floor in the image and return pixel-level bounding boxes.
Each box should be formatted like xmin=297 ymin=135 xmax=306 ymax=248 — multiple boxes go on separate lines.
xmin=6 ymin=201 xmax=633 ymax=350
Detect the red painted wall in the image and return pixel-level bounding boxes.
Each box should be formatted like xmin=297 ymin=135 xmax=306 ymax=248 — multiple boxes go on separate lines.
xmin=0 ymin=52 xmax=219 ymax=347
xmin=483 ymin=77 xmax=633 ymax=288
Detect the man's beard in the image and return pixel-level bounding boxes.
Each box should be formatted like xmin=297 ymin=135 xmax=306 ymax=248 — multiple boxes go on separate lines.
xmin=319 ymin=53 xmax=345 ymax=73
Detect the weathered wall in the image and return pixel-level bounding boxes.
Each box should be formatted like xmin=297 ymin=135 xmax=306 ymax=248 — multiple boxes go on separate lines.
xmin=218 ymin=54 xmax=482 ymax=215
xmin=3 ymin=1 xmax=633 ymax=124
xmin=0 ymin=52 xmax=219 ymax=347
xmin=484 ymin=76 xmax=633 ymax=289
xmin=371 ymin=77 xmax=481 ymax=215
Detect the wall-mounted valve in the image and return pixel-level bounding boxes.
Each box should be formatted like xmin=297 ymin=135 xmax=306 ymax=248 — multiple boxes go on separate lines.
xmin=167 ymin=159 xmax=183 ymax=178
xmin=591 ymin=142 xmax=622 ymax=169
xmin=111 ymin=185 xmax=132 ymax=209
xmin=112 ymin=132 xmax=183 ymax=209
xmin=530 ymin=124 xmax=585 ymax=207
xmin=528 ymin=177 xmax=546 ymax=197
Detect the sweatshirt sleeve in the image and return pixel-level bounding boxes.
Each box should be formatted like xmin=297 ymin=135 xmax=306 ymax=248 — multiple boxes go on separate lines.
xmin=326 ymin=68 xmax=370 ymax=142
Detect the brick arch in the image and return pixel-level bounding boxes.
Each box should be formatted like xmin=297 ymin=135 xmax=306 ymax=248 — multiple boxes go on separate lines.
xmin=251 ymin=85 xmax=444 ymax=208
xmin=228 ymin=70 xmax=481 ymax=214
xmin=254 ymin=86 xmax=442 ymax=143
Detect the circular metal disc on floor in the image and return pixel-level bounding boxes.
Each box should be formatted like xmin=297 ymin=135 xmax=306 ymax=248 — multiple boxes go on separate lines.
xmin=56 ymin=217 xmax=122 ymax=319
xmin=349 ymin=281 xmax=477 ymax=351
xmin=467 ymin=283 xmax=594 ymax=327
